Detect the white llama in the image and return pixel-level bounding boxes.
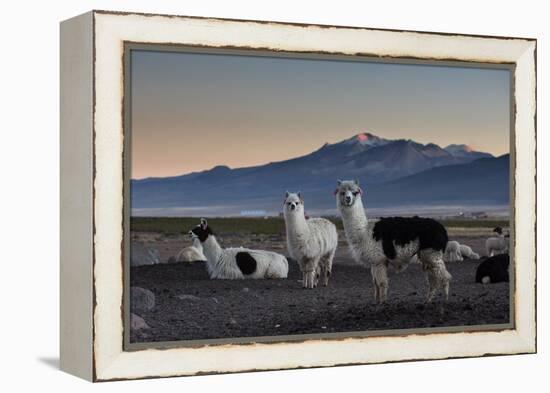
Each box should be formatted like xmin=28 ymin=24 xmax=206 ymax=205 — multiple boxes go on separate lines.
xmin=190 ymin=219 xmax=288 ymax=279
xmin=458 ymin=243 xmax=480 ymax=260
xmin=335 ymin=180 xmax=451 ymax=303
xmin=283 ymin=192 xmax=338 ymax=289
xmin=444 ymin=240 xmax=463 ymax=262
xmin=175 ymin=236 xmax=206 ymax=263
xmin=485 ymin=226 xmax=509 ymax=257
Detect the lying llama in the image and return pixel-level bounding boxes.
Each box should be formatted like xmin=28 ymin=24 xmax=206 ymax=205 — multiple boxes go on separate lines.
xmin=475 ymin=254 xmax=509 ymax=284
xmin=190 ymin=219 xmax=288 ymax=279
xmin=335 ymin=180 xmax=451 ymax=303
xmin=175 ymin=236 xmax=206 ymax=263
xmin=458 ymin=243 xmax=480 ymax=260
xmin=283 ymin=192 xmax=338 ymax=288
xmin=486 ymin=226 xmax=509 ymax=257
xmin=444 ymin=240 xmax=463 ymax=262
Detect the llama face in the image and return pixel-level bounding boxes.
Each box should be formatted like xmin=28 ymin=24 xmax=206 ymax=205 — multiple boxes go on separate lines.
xmin=493 ymin=226 xmax=503 ymax=235
xmin=335 ymin=179 xmax=362 ymax=207
xmin=190 ymin=218 xmax=213 ymax=242
xmin=284 ymin=192 xmax=304 ymax=214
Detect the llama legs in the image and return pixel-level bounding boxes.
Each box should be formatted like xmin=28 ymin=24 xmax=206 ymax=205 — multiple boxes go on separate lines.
xmin=318 ymin=249 xmax=336 ymax=287
xmin=371 ymin=261 xmax=388 ymax=303
xmin=420 ymin=249 xmax=452 ymax=302
xmin=301 ymin=257 xmax=319 ymax=289
xmin=303 ymin=271 xmax=315 ymax=288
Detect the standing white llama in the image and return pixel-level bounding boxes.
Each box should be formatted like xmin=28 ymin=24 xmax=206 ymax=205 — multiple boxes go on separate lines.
xmin=335 ymin=180 xmax=451 ymax=303
xmin=485 ymin=226 xmax=509 ymax=257
xmin=283 ymin=192 xmax=338 ymax=288
xmin=190 ymin=219 xmax=288 ymax=279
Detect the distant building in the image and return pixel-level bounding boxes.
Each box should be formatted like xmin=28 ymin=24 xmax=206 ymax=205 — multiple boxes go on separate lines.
xmin=240 ymin=210 xmax=267 ymax=217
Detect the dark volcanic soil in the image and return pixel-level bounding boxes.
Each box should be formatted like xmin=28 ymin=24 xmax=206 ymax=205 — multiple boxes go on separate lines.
xmin=130 ymin=258 xmax=510 ymax=343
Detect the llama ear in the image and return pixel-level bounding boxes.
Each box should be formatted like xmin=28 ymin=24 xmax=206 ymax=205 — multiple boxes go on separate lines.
xmin=200 ymin=218 xmax=208 ymax=229
xmin=297 ymin=191 xmax=303 ymax=202
xmin=337 ymin=179 xmax=343 ymax=186
xmin=285 ymin=191 xmax=290 ymax=198
xmin=354 ymin=179 xmax=360 ymax=186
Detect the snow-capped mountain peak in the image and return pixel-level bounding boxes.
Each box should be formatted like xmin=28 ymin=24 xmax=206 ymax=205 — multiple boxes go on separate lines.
xmin=444 ymin=143 xmax=494 ymax=159
xmin=344 ymin=132 xmax=390 ymax=147
xmin=445 ymin=143 xmax=474 ymax=155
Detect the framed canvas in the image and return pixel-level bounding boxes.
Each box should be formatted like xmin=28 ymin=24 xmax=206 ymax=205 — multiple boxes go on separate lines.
xmin=60 ymin=10 xmax=537 ymax=382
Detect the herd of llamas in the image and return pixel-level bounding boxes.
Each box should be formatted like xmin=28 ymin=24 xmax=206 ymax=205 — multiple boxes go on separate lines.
xmin=174 ymin=179 xmax=510 ymax=304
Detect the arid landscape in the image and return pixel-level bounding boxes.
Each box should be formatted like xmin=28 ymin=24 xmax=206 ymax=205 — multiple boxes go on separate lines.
xmin=129 ymin=217 xmax=511 ymax=344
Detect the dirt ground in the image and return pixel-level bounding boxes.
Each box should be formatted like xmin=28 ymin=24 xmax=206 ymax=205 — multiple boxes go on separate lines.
xmin=130 ymin=232 xmax=510 ymax=343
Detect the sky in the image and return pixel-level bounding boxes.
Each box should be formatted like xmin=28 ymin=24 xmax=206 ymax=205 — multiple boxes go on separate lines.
xmin=131 ymin=49 xmax=511 ymax=180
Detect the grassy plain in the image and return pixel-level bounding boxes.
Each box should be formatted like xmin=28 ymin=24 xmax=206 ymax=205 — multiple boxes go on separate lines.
xmin=130 ymin=216 xmax=509 ymax=236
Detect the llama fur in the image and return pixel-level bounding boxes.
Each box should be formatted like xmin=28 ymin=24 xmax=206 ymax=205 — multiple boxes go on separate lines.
xmin=485 ymin=227 xmax=509 ymax=257
xmin=475 ymin=254 xmax=509 ymax=284
xmin=283 ymin=192 xmax=338 ymax=289
xmin=175 ymin=236 xmax=207 ymax=262
xmin=458 ymin=243 xmax=480 ymax=260
xmin=335 ymin=180 xmax=451 ymax=303
xmin=190 ymin=219 xmax=288 ymax=279
xmin=444 ymin=240 xmax=463 ymax=262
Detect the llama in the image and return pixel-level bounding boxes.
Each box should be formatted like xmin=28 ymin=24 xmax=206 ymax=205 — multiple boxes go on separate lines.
xmin=458 ymin=243 xmax=480 ymax=260
xmin=485 ymin=226 xmax=509 ymax=257
xmin=190 ymin=219 xmax=288 ymax=279
xmin=283 ymin=192 xmax=338 ymax=289
xmin=175 ymin=236 xmax=206 ymax=263
xmin=475 ymin=254 xmax=509 ymax=284
xmin=335 ymin=180 xmax=451 ymax=303
xmin=444 ymin=240 xmax=463 ymax=262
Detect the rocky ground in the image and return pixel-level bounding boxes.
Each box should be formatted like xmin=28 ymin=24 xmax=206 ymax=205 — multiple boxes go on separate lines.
xmin=129 ymin=232 xmax=510 ymax=343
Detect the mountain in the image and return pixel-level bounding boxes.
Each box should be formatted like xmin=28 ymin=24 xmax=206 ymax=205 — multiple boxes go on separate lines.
xmin=364 ymin=154 xmax=510 ymax=206
xmin=444 ymin=144 xmax=492 ymax=161
xmin=131 ymin=133 xmax=503 ymax=213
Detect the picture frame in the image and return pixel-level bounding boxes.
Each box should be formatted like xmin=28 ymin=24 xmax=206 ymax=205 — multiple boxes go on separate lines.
xmin=60 ymin=10 xmax=536 ymax=382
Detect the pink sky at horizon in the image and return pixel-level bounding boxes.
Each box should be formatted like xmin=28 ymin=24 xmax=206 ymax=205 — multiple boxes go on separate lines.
xmin=131 ymin=50 xmax=511 ymax=179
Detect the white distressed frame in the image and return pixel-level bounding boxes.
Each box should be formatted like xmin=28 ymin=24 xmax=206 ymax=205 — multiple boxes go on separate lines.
xmin=62 ymin=10 xmax=536 ymax=381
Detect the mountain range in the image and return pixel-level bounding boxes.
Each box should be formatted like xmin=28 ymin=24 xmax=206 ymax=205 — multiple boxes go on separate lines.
xmin=131 ymin=133 xmax=508 ymax=215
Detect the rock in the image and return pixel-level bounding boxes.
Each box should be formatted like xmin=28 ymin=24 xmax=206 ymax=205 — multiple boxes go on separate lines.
xmin=131 ymin=313 xmax=150 ymax=330
xmin=130 ymin=241 xmax=160 ymax=266
xmin=130 ymin=287 xmax=155 ymax=312
xmin=177 ymin=294 xmax=201 ymax=301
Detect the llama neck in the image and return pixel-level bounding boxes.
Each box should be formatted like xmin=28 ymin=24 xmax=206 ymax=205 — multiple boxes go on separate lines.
xmin=284 ymin=211 xmax=310 ymax=239
xmin=340 ymin=198 xmax=370 ymax=247
xmin=202 ymin=236 xmax=223 ymax=266
xmin=192 ymin=237 xmax=203 ymax=252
